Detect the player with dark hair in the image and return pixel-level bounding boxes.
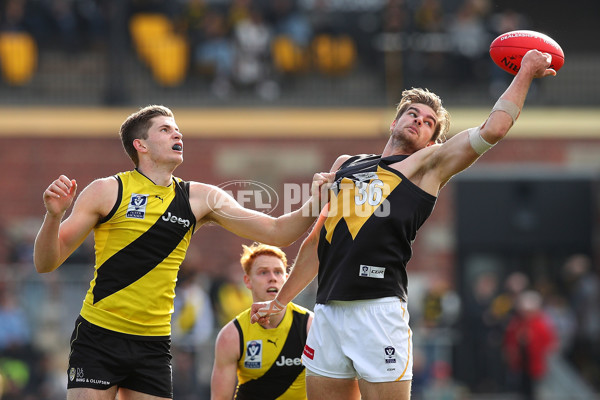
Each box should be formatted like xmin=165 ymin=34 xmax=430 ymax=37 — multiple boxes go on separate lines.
xmin=251 ymin=50 xmax=556 ymax=400
xmin=211 ymin=243 xmax=313 ymax=399
xmin=33 ymin=105 xmax=331 ymax=400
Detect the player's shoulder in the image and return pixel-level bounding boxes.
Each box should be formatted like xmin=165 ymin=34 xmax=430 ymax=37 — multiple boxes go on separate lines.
xmin=331 ymin=154 xmax=353 ymax=171
xmin=80 ymin=175 xmax=119 ymax=197
xmin=216 ymin=318 xmax=241 ymax=344
xmin=332 ymin=153 xmax=379 ymax=171
xmin=187 ymin=181 xmax=222 ymax=197
xmin=71 ymin=175 xmax=120 ymax=218
xmin=214 ymin=319 xmax=242 ymax=358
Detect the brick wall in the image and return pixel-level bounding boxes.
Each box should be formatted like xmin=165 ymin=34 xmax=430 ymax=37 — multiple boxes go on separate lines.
xmin=3 ymin=136 xmax=599 ymax=283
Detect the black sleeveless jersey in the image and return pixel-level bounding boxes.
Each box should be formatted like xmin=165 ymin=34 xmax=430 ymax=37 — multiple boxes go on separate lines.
xmin=316 ymin=154 xmax=437 ymax=303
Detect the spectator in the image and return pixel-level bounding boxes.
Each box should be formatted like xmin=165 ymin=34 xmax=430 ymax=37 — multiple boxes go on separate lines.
xmin=447 ymin=0 xmax=492 ymax=84
xmin=414 ymin=0 xmax=444 ymax=33
xmin=210 ymin=260 xmax=253 ymax=329
xmin=178 ymin=0 xmax=208 ymax=56
xmin=543 ymin=292 xmax=576 ymax=354
xmin=463 ymin=269 xmax=504 ymax=392
xmin=421 ymin=360 xmax=469 ymax=400
xmin=503 ymin=290 xmax=556 ymax=400
xmin=171 ymin=263 xmax=215 ymax=399
xmin=0 ymin=282 xmax=47 ymax=400
xmin=268 ymin=0 xmax=312 ymax=48
xmin=1 ymin=0 xmax=29 ymax=32
xmin=489 ymin=271 xmax=530 ymax=325
xmin=194 ymin=8 xmax=235 ymax=98
xmin=487 ymin=8 xmax=530 ymax=97
xmin=562 ymin=254 xmax=600 ymax=388
xmin=45 ymin=0 xmax=81 ymax=52
xmin=232 ymin=6 xmax=279 ymax=100
xmin=0 ymin=284 xmax=31 ymax=351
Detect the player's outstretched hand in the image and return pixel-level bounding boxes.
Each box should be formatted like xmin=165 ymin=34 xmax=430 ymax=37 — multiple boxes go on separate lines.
xmin=311 ymin=172 xmax=335 ymax=201
xmin=43 ymin=175 xmax=77 ymax=216
xmin=250 ymin=299 xmax=286 ymax=324
xmin=521 ymin=49 xmax=556 ymax=78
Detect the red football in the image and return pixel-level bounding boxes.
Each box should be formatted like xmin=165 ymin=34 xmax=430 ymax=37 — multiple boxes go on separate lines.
xmin=490 ymin=30 xmax=564 ymax=75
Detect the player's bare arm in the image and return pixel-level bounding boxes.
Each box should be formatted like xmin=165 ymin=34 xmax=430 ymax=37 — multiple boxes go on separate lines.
xmin=190 ymin=172 xmax=334 ymax=247
xmin=250 ymin=157 xmax=343 ymax=324
xmin=251 ymin=207 xmax=327 ymax=324
xmin=210 ymin=321 xmax=241 ymax=400
xmin=330 ymin=154 xmax=352 ymax=172
xmin=34 ymin=176 xmax=117 ymax=273
xmin=397 ymin=49 xmax=555 ymax=196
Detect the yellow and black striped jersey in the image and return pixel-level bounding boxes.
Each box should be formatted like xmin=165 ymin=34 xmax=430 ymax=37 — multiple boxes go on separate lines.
xmin=80 ymin=169 xmax=196 ymax=336
xmin=317 ymin=154 xmax=436 ymax=303
xmin=234 ymin=303 xmax=311 ymax=400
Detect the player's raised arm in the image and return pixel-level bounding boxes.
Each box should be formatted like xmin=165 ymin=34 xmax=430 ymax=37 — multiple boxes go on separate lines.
xmin=34 ymin=176 xmax=115 ymax=273
xmin=251 ymin=206 xmax=328 ymax=324
xmin=427 ymin=49 xmax=555 ymax=189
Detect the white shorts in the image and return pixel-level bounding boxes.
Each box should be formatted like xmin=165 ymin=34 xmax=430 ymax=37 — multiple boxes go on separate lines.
xmin=302 ymin=297 xmax=412 ymax=382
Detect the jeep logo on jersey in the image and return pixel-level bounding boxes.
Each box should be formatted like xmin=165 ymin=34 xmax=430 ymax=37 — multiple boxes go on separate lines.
xmin=244 ymin=340 xmax=262 ymax=369
xmin=126 ymin=193 xmax=149 ymax=219
xmin=161 ymin=211 xmax=191 ymax=228
xmin=384 ymin=346 xmax=397 ymax=364
xmin=275 ymin=356 xmax=302 ymax=366
xmin=208 ymin=180 xmax=279 ymax=220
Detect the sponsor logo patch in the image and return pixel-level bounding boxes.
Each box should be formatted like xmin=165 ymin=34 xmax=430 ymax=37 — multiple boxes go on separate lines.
xmin=161 ymin=211 xmax=191 ymax=228
xmin=303 ymin=345 xmax=315 ymax=360
xmin=68 ymin=367 xmax=111 ymax=386
xmin=359 ymin=265 xmax=386 ymax=278
xmin=275 ymin=355 xmax=302 ymax=366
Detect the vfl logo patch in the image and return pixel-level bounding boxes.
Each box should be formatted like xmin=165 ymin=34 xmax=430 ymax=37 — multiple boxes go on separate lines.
xmin=244 ymin=340 xmax=262 ymax=369
xmin=126 ymin=193 xmax=149 ymax=219
xmin=359 ymin=265 xmax=385 ymax=279
xmin=384 ymin=346 xmax=397 ymax=364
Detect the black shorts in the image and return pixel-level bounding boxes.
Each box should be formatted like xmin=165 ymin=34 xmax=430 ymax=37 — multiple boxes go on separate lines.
xmin=67 ymin=315 xmax=173 ymax=398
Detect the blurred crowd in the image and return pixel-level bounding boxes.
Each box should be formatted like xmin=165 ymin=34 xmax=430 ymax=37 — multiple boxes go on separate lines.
xmin=1 ymin=1 xmax=598 ymax=399
xmin=0 ymin=0 xmax=534 ymax=101
xmin=1 ymin=216 xmax=599 ymax=399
